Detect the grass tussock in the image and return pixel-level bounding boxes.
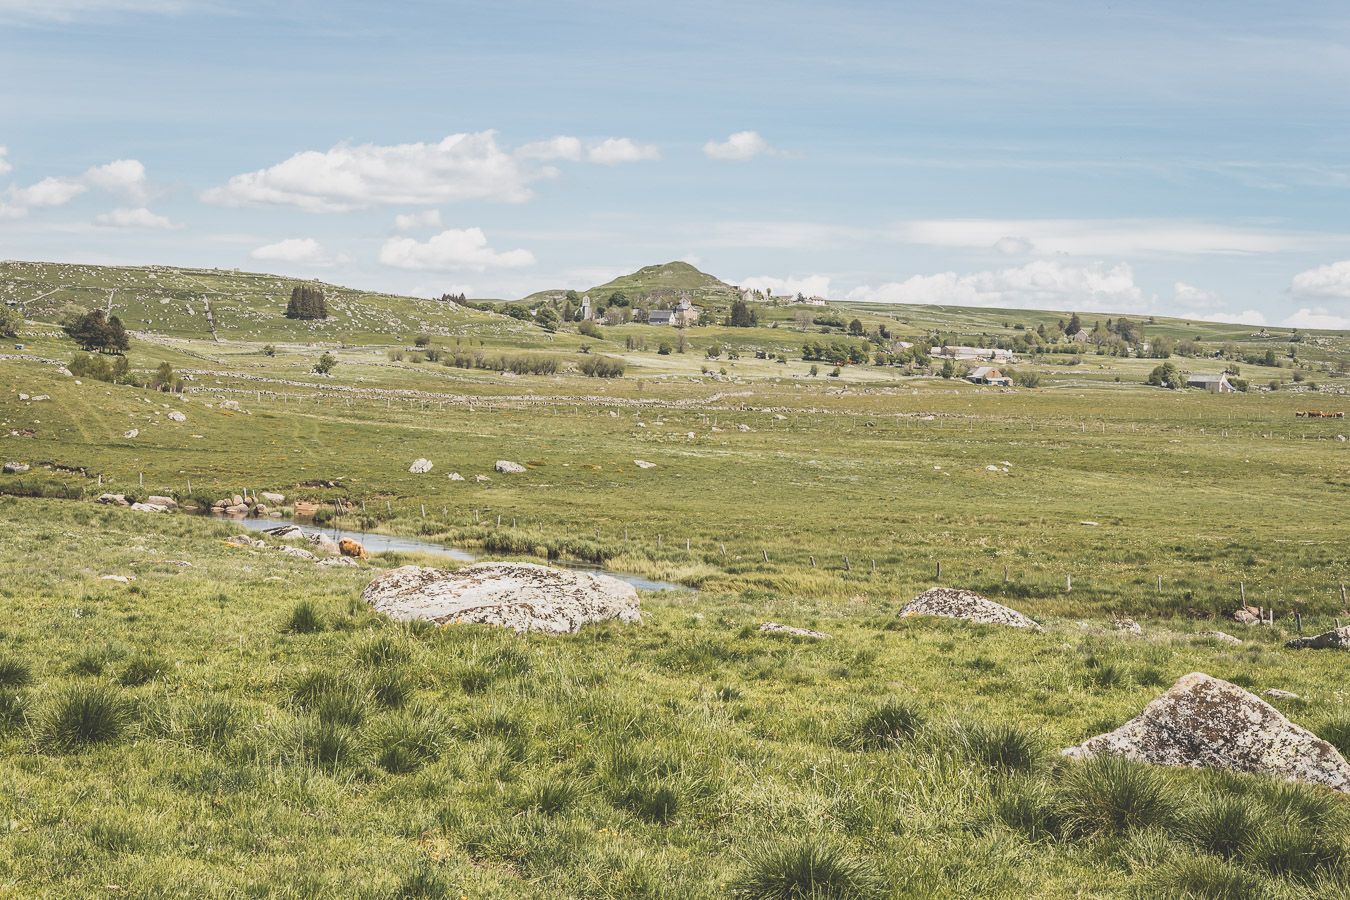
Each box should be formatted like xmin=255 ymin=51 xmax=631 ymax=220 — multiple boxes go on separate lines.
xmin=34 ymin=682 xmax=135 ymax=752
xmin=731 ymin=837 xmax=883 ymax=899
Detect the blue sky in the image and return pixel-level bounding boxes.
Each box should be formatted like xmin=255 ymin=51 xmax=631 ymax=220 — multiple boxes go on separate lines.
xmin=2 ymin=0 xmax=1349 ymax=327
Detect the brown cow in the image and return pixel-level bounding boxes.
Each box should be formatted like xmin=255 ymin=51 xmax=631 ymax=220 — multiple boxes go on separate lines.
xmin=338 ymin=538 xmax=368 ymax=560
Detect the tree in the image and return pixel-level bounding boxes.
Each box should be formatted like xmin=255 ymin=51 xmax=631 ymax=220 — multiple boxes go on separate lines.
xmin=64 ymin=309 xmax=129 ymax=353
xmin=1066 ymin=312 xmax=1082 ymax=334
xmin=657 ymin=341 xmax=672 ymax=355
xmin=848 ymin=318 xmax=864 ymax=336
xmin=1147 ymin=362 xmax=1180 ymax=388
xmin=607 ymin=291 xmax=629 ymax=307
xmin=728 ymin=299 xmax=758 ymax=328
xmin=940 ymin=359 xmax=955 ymax=379
xmin=314 ymin=352 xmax=338 ymax=375
xmin=535 ymin=307 xmax=560 ymax=332
xmin=0 ymin=305 xmax=22 ymax=338
xmin=285 ymin=285 xmax=328 ymax=320
xmin=1263 ymin=349 xmax=1277 ymax=367
xmin=705 ymin=343 xmax=722 ymax=359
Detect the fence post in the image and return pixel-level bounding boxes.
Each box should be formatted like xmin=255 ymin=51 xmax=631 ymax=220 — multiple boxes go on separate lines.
xmin=1066 ymin=574 xmax=1072 ymax=592
xmin=762 ymin=549 xmax=769 ymax=563
xmin=844 ymin=555 xmax=851 ymax=571
xmin=420 ymin=503 xmax=426 ymax=518
xmin=936 ymin=560 xmax=942 ymax=581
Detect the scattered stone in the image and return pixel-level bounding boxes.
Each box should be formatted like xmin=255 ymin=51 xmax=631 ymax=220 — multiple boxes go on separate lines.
xmin=1195 ymin=631 xmax=1242 ymax=645
xmin=361 ymin=562 xmax=641 ymax=634
xmin=99 ymin=574 xmax=132 ymax=584
xmin=219 ymin=400 xmax=241 ymax=411
xmin=2 ymin=462 xmax=29 ymax=474
xmin=306 ymin=533 xmax=341 ymax=556
xmin=263 ymin=524 xmax=305 ymax=539
xmin=759 ymin=622 xmax=831 ymax=639
xmin=1286 ymin=626 xmax=1350 ymax=650
xmin=474 ymin=474 xmax=491 ymax=482
xmin=1062 ymin=672 xmax=1350 ymax=793
xmin=130 ymin=502 xmax=170 ymax=513
xmin=338 ymin=538 xmax=368 ymax=560
xmin=146 ymin=495 xmax=176 ymax=508
xmin=225 ymin=535 xmax=265 ymax=549
xmin=1264 ymin=689 xmax=1302 ymax=701
xmin=409 ymin=458 xmax=433 ymax=474
xmin=1113 ymin=618 xmax=1143 ymax=636
xmin=17 ymin=393 xmax=28 ymax=401
xmin=1231 ymin=606 xmax=1262 ymax=625
xmin=685 ymin=432 xmax=696 ymax=439
xmin=1079 ymin=521 xmax=1100 ymax=527
xmin=447 ymin=472 xmax=464 ymax=481
xmin=260 ymin=491 xmax=285 ymax=504
xmin=167 ymin=411 xmax=186 ymax=422
xmin=494 ymin=460 xmax=526 ymax=474
xmin=279 ymin=546 xmax=317 ymax=561
xmin=634 ymin=459 xmax=657 ymax=469
xmin=900 ymin=587 xmax=1041 ymax=630
xmin=737 ymin=423 xmax=751 ymax=432
xmin=123 ymin=429 xmax=139 ymax=439
xmin=96 ymin=493 xmax=129 ymax=506
xmin=772 ymin=414 xmax=787 ymax=420
xmin=29 ymin=395 xmax=48 ymax=402
xmin=985 ymin=465 xmax=1000 ymax=472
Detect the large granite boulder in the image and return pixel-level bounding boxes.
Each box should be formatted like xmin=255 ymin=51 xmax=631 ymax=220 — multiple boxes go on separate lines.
xmin=900 ymin=587 xmax=1041 ymax=630
xmin=1063 ymin=672 xmax=1350 ymax=793
xmin=1286 ymin=626 xmax=1350 ymax=650
xmin=361 ymin=562 xmax=640 ymax=634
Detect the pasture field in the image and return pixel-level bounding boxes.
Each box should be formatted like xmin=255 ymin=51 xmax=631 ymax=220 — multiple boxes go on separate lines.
xmin=1 ymin=263 xmax=1349 ymax=897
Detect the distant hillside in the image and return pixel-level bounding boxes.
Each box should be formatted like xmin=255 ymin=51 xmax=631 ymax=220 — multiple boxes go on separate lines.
xmin=0 ymin=261 xmax=526 ymax=343
xmin=520 ymin=261 xmax=741 ymax=309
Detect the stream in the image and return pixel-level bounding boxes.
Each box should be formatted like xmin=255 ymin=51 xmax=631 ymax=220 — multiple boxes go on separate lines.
xmin=231 ymin=516 xmax=689 ymax=592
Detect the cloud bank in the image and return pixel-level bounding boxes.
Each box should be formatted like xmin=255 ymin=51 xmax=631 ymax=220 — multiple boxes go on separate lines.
xmin=379 ymin=228 xmax=535 ymax=272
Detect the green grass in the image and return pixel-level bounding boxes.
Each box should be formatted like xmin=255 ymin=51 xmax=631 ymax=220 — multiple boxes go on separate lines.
xmin=0 ymin=267 xmax=1348 ymax=896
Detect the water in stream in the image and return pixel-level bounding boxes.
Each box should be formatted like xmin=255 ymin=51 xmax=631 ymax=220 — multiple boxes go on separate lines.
xmin=232 ymin=516 xmax=688 ymax=592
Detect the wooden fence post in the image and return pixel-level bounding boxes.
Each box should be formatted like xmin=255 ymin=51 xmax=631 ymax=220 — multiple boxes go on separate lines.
xmin=762 ymin=549 xmax=769 ymax=563
xmin=936 ymin=561 xmax=942 ymax=581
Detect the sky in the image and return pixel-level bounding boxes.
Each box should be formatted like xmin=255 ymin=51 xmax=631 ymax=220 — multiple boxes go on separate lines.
xmin=2 ymin=0 xmax=1349 ymax=328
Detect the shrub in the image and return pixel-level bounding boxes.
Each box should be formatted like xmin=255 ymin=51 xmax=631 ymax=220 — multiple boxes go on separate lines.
xmin=844 ymin=700 xmax=924 ymax=750
xmin=578 ymin=355 xmax=625 ymax=378
xmin=578 ymin=320 xmax=603 ymax=339
xmin=731 ymin=837 xmax=882 ymax=899
xmin=1054 ymin=756 xmax=1178 ymax=837
xmin=35 ymin=682 xmax=134 ymax=751
xmin=658 ymin=342 xmax=672 ymax=355
xmin=313 ymin=352 xmax=338 ymax=375
xmin=285 ymin=600 xmax=325 ymax=634
xmin=960 ymin=721 xmax=1044 ymax=773
xmin=0 ymin=654 xmax=32 ymax=688
xmin=119 ymin=652 xmax=169 ymax=686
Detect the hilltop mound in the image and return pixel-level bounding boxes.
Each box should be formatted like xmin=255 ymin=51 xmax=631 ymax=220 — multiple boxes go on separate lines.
xmin=0 ymin=260 xmax=524 ymax=342
xmin=521 ymin=261 xmax=741 ymax=309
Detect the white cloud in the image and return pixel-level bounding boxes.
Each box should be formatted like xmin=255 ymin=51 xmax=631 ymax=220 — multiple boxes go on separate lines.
xmin=1281 ymin=307 xmax=1350 ymax=330
xmin=1172 ymin=281 xmax=1221 ymax=308
xmin=9 ymin=176 xmax=86 ymax=208
xmin=95 ymin=207 xmax=178 ymax=229
xmin=740 ymin=274 xmax=832 ymax=298
xmin=202 ymin=131 xmax=542 ymax=212
xmin=394 ymin=209 xmax=443 ymax=231
xmin=516 ymin=136 xmax=583 ymax=161
xmin=379 ymin=228 xmax=535 ymax=272
xmin=847 ymin=260 xmax=1146 ymax=311
xmin=1290 ymin=260 xmax=1350 ymax=299
xmin=251 ymin=238 xmax=339 ymax=266
xmin=0 ymin=146 xmax=10 ymax=176
xmin=894 ymin=218 xmax=1327 ymax=257
xmin=587 ymin=138 xmax=660 ymax=165
xmin=703 ymin=131 xmax=774 ymax=161
xmin=993 ymin=235 xmax=1033 ymax=256
xmin=0 ymin=0 xmax=190 ymax=22
xmin=83 ymin=158 xmax=148 ymax=202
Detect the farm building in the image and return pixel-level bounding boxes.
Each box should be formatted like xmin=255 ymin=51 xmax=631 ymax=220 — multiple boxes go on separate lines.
xmin=1186 ymin=373 xmax=1236 ymax=393
xmin=967 ymin=366 xmax=1012 ymax=387
xmin=647 ymin=309 xmax=673 ymax=325
xmin=647 ymin=297 xmax=700 ymax=326
xmin=930 ymin=345 xmax=1014 ymax=362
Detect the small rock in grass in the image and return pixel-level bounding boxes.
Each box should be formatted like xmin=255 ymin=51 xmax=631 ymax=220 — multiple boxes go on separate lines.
xmin=1194 ymin=631 xmax=1242 ymax=645
xmin=1113 ymin=618 xmax=1142 ymax=636
xmin=123 ymin=429 xmax=139 ymax=439
xmin=409 ymin=458 xmax=433 ymax=474
xmin=1286 ymin=626 xmax=1350 ymax=650
xmin=2 ymin=462 xmax=29 ymax=474
xmin=279 ymin=546 xmax=317 ymax=561
xmin=494 ymin=460 xmax=526 ymax=474
xmin=634 ymin=459 xmax=656 ymax=469
xmin=130 ymin=502 xmax=170 ymax=513
xmin=167 ymin=411 xmax=186 ymax=422
xmin=1263 ymin=689 xmax=1301 ymax=701
xmin=900 ymin=587 xmax=1041 ymax=631
xmin=759 ymin=622 xmax=831 ymax=639
xmin=260 ymin=491 xmax=285 ymax=504
xmin=447 ymin=472 xmax=464 ymax=481
xmin=99 ymin=574 xmax=133 ymax=584
xmin=1063 ymin=672 xmax=1350 ymax=792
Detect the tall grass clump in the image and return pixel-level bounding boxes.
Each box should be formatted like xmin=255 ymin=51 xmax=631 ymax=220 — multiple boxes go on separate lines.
xmin=285 ymin=600 xmax=325 ymax=634
xmin=1180 ymin=794 xmax=1264 ymax=859
xmin=731 ymin=837 xmax=883 ymax=899
xmin=1140 ymin=855 xmax=1267 ymax=900
xmin=519 ymin=778 xmax=583 ymax=817
xmin=119 ymin=652 xmax=169 ymax=686
xmin=959 ymin=721 xmax=1045 ymax=773
xmin=0 ymin=654 xmax=33 ymax=688
xmin=289 ymin=671 xmax=370 ymax=727
xmin=294 ymin=718 xmax=364 ymax=772
xmin=34 ymin=682 xmax=135 ymax=751
xmin=374 ymin=708 xmax=447 ymax=774
xmin=1054 ymin=756 xmax=1179 ymax=837
xmin=1316 ymin=715 xmax=1350 ymax=756
xmin=178 ymin=697 xmax=241 ymax=749
xmin=843 ymin=700 xmax=924 ymax=750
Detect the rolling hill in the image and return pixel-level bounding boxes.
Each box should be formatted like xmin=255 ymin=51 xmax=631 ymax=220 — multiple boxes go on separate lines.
xmin=519 ymin=261 xmax=742 ymax=309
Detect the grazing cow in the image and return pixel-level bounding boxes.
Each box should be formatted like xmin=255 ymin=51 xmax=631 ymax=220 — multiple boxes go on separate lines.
xmin=338 ymin=538 xmax=368 ymax=560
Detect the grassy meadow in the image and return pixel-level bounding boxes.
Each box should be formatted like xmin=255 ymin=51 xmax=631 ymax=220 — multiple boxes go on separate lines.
xmin=1 ymin=262 xmax=1349 ymax=897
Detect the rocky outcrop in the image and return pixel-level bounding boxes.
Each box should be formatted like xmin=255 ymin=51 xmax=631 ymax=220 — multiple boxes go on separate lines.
xmin=1286 ymin=626 xmax=1350 ymax=650
xmin=130 ymin=502 xmax=170 ymax=513
xmin=361 ymin=562 xmax=640 ymax=634
xmin=146 ymin=495 xmax=176 ymax=508
xmin=409 ymin=458 xmax=433 ymax=474
xmin=260 ymin=491 xmax=285 ymax=504
xmin=96 ymin=493 xmax=129 ymax=506
xmin=759 ymin=622 xmax=831 ymax=639
xmin=900 ymin=587 xmax=1041 ymax=630
xmin=494 ymin=460 xmax=526 ymax=474
xmin=306 ymin=533 xmax=340 ymax=556
xmin=1063 ymin=672 xmax=1350 ymax=793
xmin=279 ymin=546 xmax=317 ymax=561
xmin=1232 ymin=606 xmax=1262 ymax=625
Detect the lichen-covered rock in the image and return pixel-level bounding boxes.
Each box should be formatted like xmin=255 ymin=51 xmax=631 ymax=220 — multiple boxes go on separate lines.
xmin=167 ymin=411 xmax=186 ymax=422
xmin=900 ymin=588 xmax=1041 ymax=630
xmin=1063 ymin=672 xmax=1350 ymax=793
xmin=1113 ymin=618 xmax=1142 ymax=636
xmin=494 ymin=460 xmax=526 ymax=474
xmin=409 ymin=458 xmax=433 ymax=474
xmin=1195 ymin=631 xmax=1242 ymax=645
xmin=225 ymin=535 xmax=265 ymax=549
xmin=1264 ymin=689 xmax=1301 ymax=702
xmin=759 ymin=622 xmax=831 ymax=639
xmin=130 ymin=502 xmax=170 ymax=513
xmin=260 ymin=491 xmax=285 ymax=504
xmin=1232 ymin=606 xmax=1262 ymax=625
xmin=1286 ymin=626 xmax=1350 ymax=650
xmin=96 ymin=493 xmax=129 ymax=506
xmin=318 ymin=556 xmax=359 ymax=568
xmin=306 ymin=533 xmax=340 ymax=556
xmin=361 ymin=562 xmax=640 ymax=634
xmin=146 ymin=495 xmax=176 ymax=508
xmin=2 ymin=462 xmax=29 ymax=474
xmin=279 ymin=546 xmax=317 ymax=561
